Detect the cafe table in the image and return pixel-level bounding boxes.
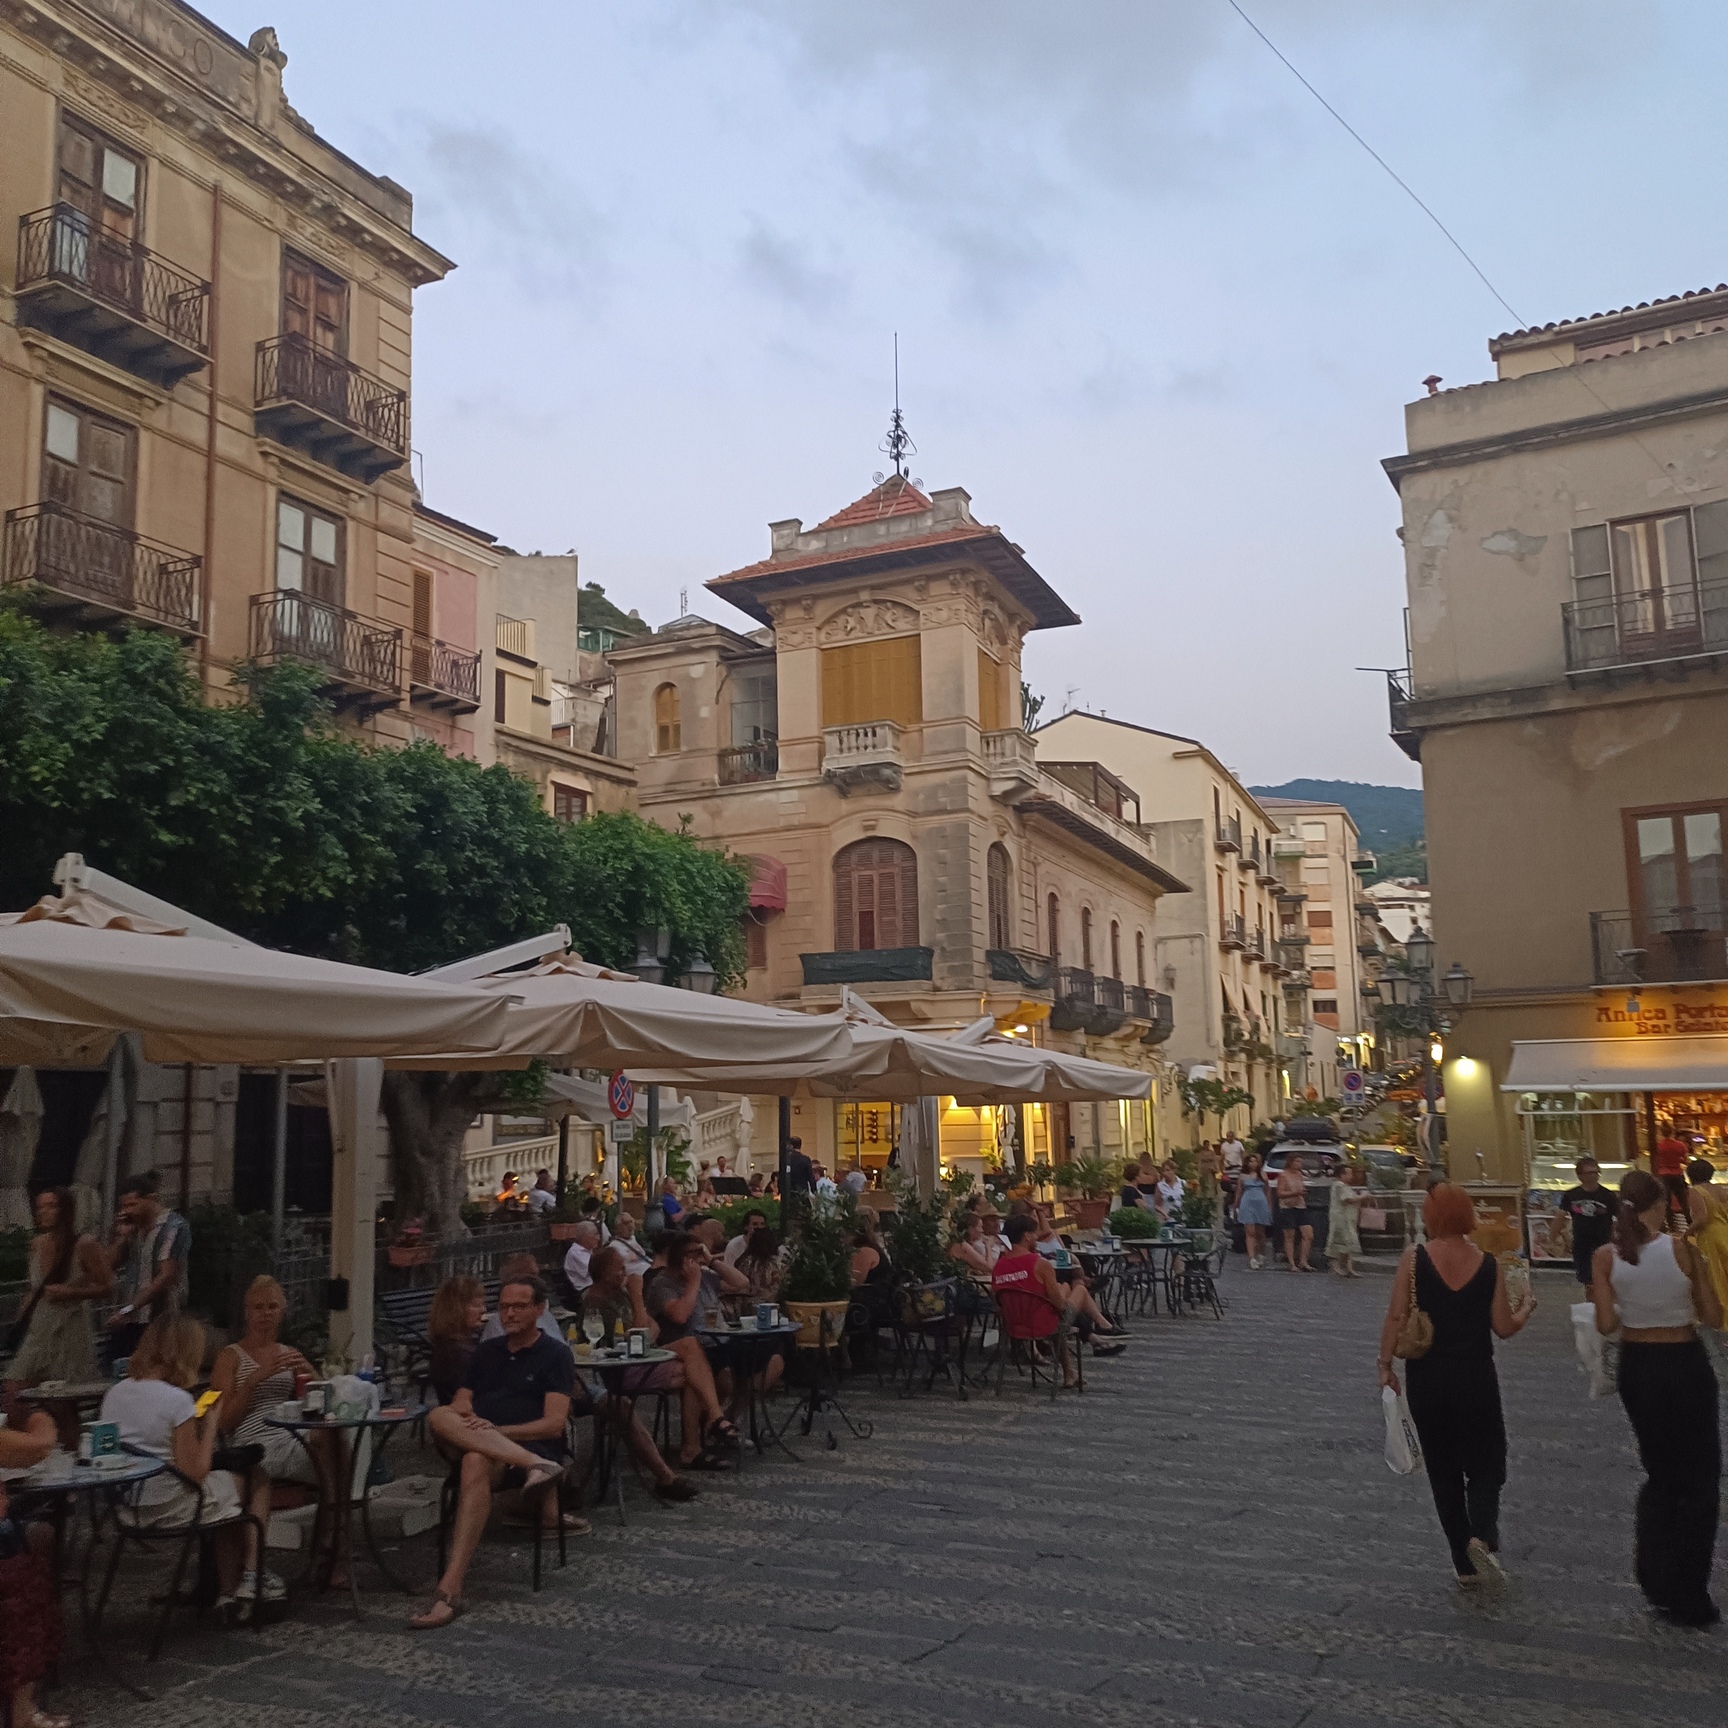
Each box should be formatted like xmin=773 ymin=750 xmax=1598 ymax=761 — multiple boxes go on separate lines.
xmin=694 ymin=1319 xmax=802 ymax=1461
xmin=2 ymin=1449 xmax=165 ymax=1698
xmin=20 ymin=1380 xmax=113 ymax=1421
xmin=263 ymin=1402 xmax=427 ymax=1617
xmin=577 ymin=1346 xmax=676 ymax=1525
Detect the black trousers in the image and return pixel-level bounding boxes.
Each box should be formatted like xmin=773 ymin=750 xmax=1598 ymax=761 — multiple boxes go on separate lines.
xmin=1406 ymin=1355 xmax=1506 ymax=1576
xmin=1618 ymin=1339 xmax=1720 ymax=1616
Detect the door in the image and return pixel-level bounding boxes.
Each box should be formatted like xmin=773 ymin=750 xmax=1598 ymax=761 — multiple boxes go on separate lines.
xmin=282 ymin=251 xmax=349 ymax=418
xmin=42 ymin=397 xmax=135 ymax=602
xmin=55 ymin=117 xmax=142 ymax=310
xmin=1612 ymin=513 xmax=1700 ymax=657
xmin=833 ymin=839 xmax=918 ymax=952
xmin=274 ymin=496 xmax=345 ymax=664
xmin=1625 ymin=804 xmax=1727 ymax=979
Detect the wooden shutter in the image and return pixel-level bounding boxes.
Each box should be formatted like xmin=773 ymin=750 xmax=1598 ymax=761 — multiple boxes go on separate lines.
xmin=834 ymin=839 xmax=918 ymax=951
xmin=412 ymin=571 xmax=433 ymax=638
xmin=820 ymin=636 xmax=922 ymax=728
xmin=1047 ymin=894 xmax=1060 ymax=964
xmin=833 ymin=854 xmax=856 ymax=951
xmin=43 ymin=397 xmax=134 ymax=528
xmin=978 ymin=650 xmax=1005 ymax=733
xmin=283 ymin=251 xmax=348 ymax=353
xmin=987 ymin=845 xmax=1011 ymax=949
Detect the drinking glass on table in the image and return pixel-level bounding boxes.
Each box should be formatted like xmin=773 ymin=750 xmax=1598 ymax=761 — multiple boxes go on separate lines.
xmin=582 ymin=1311 xmax=606 ymax=1349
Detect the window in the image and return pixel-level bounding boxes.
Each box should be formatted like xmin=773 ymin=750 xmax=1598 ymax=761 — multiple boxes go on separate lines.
xmin=1047 ymin=893 xmax=1060 ymax=965
xmin=1574 ymin=504 xmax=1728 ymax=659
xmin=833 ymin=839 xmax=918 ymax=952
xmin=1301 ymin=820 xmax=1327 ymax=847
xmin=977 ymin=649 xmax=1007 ymax=732
xmin=1625 ymin=803 xmax=1726 ymax=922
xmin=986 ymin=844 xmax=1012 ymax=950
xmin=821 ymin=635 xmax=922 ymax=728
xmin=653 ymin=682 xmax=681 ymax=754
xmin=1110 ymin=920 xmax=1121 ymax=980
xmin=730 ymin=670 xmax=778 ymax=746
xmin=1135 ymin=930 xmax=1146 ymax=986
xmin=282 ymin=250 xmax=348 ymax=353
xmin=1312 ymin=998 xmax=1338 ymax=1018
xmin=744 ymin=910 xmax=768 ymax=970
xmin=494 ymin=670 xmax=507 ymax=724
xmin=275 ymin=496 xmax=343 ymax=605
xmin=1081 ymin=908 xmax=1093 ymax=971
xmin=55 ymin=117 xmax=143 ymax=302
xmin=551 ymin=785 xmax=588 ymax=824
xmin=42 ymin=396 xmax=133 ymax=530
xmin=1311 ymin=969 xmax=1337 ymax=989
xmin=1308 ymin=910 xmax=1334 ymax=929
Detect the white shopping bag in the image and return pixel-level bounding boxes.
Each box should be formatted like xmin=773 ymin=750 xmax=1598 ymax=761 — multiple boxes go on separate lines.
xmin=1382 ymin=1384 xmax=1423 ymax=1476
xmin=1570 ymin=1302 xmax=1619 ymax=1398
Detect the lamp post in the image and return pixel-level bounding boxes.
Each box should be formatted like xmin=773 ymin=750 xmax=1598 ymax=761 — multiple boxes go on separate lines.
xmin=1369 ymin=925 xmax=1473 ymax=1171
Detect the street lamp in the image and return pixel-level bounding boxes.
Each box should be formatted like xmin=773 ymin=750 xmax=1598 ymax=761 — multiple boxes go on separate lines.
xmin=1404 ymin=924 xmax=1435 ymax=977
xmin=631 ymin=926 xmax=671 ymax=987
xmin=682 ymin=953 xmax=718 ymax=995
xmin=1441 ymin=961 xmax=1475 ymax=1009
xmin=1381 ymin=970 xmax=1416 ymax=1009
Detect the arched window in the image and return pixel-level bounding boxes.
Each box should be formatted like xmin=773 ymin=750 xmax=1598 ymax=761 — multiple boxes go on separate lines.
xmin=1081 ymin=907 xmax=1093 ymax=972
xmin=1110 ymin=919 xmax=1121 ymax=980
xmin=653 ymin=683 xmax=681 ymax=754
xmin=986 ymin=844 xmax=1012 ymax=951
xmin=1135 ymin=930 xmax=1147 ymax=986
xmin=1047 ymin=893 xmax=1060 ymax=964
xmin=833 ymin=839 xmax=918 ymax=952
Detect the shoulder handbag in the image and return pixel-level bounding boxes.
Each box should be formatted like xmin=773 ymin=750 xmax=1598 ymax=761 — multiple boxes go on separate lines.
xmin=1392 ymin=1250 xmax=1434 ymax=1360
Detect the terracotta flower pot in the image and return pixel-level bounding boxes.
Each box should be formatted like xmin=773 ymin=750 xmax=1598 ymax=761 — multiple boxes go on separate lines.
xmin=783 ymin=1298 xmax=850 ymax=1349
xmin=1074 ymin=1199 xmax=1111 ymax=1230
xmin=386 ymin=1244 xmax=433 ymax=1268
xmin=548 ymin=1222 xmax=585 ymax=1242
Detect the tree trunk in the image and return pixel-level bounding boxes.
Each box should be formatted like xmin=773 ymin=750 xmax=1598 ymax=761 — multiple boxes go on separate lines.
xmin=380 ymin=1071 xmax=496 ymax=1242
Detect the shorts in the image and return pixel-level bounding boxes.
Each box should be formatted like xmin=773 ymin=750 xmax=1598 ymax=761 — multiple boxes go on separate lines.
xmin=1274 ymin=1207 xmax=1310 ymax=1234
xmin=620 ymin=1360 xmax=680 ymax=1396
xmin=255 ymin=1420 xmax=323 ymax=1486
xmin=119 ymin=1470 xmax=244 ymax=1531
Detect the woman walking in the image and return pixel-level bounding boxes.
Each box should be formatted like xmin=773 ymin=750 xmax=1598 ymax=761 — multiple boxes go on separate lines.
xmin=1236 ymin=1152 xmax=1272 ymax=1269
xmin=1328 ymin=1165 xmax=1368 ymax=1279
xmin=1685 ymin=1158 xmax=1728 ymax=1321
xmin=1274 ymin=1156 xmax=1314 ymax=1272
xmin=1592 ymin=1169 xmax=1723 ymax=1626
xmin=1379 ymin=1184 xmax=1536 ymax=1588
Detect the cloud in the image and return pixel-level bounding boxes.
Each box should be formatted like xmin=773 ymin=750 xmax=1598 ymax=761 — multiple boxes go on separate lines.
xmin=738 ymin=218 xmax=847 ymax=313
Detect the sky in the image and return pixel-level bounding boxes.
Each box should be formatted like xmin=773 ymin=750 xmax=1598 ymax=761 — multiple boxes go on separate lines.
xmin=202 ymin=0 xmax=1728 ymax=788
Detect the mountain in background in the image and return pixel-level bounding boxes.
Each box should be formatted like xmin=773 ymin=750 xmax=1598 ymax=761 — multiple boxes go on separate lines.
xmin=1249 ymin=779 xmax=1426 ymax=882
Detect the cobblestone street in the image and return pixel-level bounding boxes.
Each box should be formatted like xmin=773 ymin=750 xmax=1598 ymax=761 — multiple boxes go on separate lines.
xmin=62 ymin=1266 xmax=1726 ymax=1728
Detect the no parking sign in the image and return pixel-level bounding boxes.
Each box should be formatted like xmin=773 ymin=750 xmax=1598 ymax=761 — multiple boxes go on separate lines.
xmin=1342 ymin=1069 xmax=1364 ymax=1099
xmin=608 ymin=1070 xmax=636 ymax=1119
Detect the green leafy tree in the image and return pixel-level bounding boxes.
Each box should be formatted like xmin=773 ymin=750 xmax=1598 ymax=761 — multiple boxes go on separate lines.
xmin=1179 ymin=1076 xmax=1253 ymax=1144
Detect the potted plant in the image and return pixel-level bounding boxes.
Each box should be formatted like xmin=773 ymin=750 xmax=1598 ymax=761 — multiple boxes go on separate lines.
xmin=386 ymin=1215 xmax=434 ymax=1267
xmin=883 ymin=1189 xmax=954 ymax=1320
xmin=1106 ymin=1206 xmax=1160 ymax=1241
xmin=1058 ymin=1155 xmax=1115 ymax=1229
xmin=548 ymin=1193 xmax=587 ymax=1242
xmin=781 ymin=1195 xmax=856 ymax=1347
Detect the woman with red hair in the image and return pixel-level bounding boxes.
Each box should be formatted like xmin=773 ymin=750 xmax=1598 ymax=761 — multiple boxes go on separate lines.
xmin=1379 ymin=1182 xmax=1536 ymax=1588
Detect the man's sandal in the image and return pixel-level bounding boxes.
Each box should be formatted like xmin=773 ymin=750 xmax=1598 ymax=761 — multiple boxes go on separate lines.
xmin=409 ymin=1588 xmax=464 ymax=1630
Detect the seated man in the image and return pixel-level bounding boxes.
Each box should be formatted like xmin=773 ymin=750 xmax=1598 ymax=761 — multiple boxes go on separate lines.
xmin=411 ymin=1275 xmax=588 ymax=1630
xmin=561 ymin=1221 xmax=601 ymax=1305
xmin=479 ymin=1252 xmax=568 ymax=1344
xmin=581 ymin=1249 xmax=698 ymax=1503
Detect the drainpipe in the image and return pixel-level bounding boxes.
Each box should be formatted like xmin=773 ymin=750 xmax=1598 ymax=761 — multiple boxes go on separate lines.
xmin=198 ymin=183 xmax=221 ymax=686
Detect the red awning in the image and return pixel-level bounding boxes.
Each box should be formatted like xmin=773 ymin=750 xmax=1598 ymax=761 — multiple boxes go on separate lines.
xmin=748 ymin=855 xmax=787 ymax=912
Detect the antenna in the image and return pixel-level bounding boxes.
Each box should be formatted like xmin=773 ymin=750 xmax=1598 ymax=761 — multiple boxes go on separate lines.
xmin=879 ymin=333 xmax=916 ymax=479
xmin=679 ymin=586 xmax=688 ymax=617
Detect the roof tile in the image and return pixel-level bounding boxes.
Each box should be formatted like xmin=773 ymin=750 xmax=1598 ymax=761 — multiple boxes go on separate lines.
xmin=814 ymin=474 xmax=932 ymax=530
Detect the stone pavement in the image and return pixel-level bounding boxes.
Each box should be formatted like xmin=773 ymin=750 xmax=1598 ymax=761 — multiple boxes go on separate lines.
xmin=52 ymin=1265 xmax=1727 ymax=1727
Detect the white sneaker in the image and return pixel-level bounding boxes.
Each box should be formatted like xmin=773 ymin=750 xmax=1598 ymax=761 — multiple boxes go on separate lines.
xmin=236 ymin=1570 xmax=287 ymax=1602
xmin=1467 ymin=1539 xmax=1509 ymax=1585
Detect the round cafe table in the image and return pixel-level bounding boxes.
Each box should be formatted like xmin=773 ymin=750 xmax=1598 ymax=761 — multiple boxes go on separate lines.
xmin=3 ymin=1450 xmax=165 ymax=1699
xmin=264 ymin=1404 xmax=427 ymax=1618
xmin=578 ymin=1347 xmax=675 ymax=1525
xmin=20 ymin=1380 xmax=113 ymax=1421
xmin=695 ymin=1321 xmax=801 ymax=1461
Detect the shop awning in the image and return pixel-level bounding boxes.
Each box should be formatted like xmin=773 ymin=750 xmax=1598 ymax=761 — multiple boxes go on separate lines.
xmin=1502 ymin=1036 xmax=1728 ymax=1093
xmin=747 ymin=855 xmax=787 ymax=912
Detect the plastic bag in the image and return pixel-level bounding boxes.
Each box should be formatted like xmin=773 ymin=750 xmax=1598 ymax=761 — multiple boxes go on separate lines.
xmin=1382 ymin=1384 xmax=1423 ymax=1475
xmin=1571 ymin=1302 xmax=1619 ymax=1398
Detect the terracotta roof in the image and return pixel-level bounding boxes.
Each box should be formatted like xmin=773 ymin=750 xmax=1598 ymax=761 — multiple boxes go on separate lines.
xmin=711 ymin=522 xmax=988 ymax=590
xmin=1492 ymin=284 xmax=1728 ymax=350
xmin=814 ymin=475 xmax=932 ymax=530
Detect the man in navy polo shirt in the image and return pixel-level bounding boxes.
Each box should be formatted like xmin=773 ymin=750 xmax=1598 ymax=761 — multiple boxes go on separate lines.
xmin=411 ymin=1275 xmax=587 ymax=1630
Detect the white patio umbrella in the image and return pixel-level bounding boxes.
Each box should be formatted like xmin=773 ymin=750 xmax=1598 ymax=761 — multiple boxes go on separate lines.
xmin=0 ymin=889 xmax=514 ymax=1064
xmin=0 ymin=1065 xmax=44 ymax=1230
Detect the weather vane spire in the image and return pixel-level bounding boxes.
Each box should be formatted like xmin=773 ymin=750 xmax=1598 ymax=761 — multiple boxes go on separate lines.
xmin=879 ymin=332 xmax=915 ymax=479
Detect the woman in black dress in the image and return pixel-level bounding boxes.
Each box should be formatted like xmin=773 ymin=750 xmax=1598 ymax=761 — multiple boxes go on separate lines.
xmin=1378 ymin=1183 xmax=1536 ymax=1586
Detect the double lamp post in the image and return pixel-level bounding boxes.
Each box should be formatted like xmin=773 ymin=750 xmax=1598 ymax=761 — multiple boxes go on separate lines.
xmin=1370 ymin=923 xmax=1473 ymax=1167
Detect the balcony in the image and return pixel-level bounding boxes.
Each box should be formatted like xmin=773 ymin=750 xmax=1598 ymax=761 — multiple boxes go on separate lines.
xmin=249 ymin=590 xmax=401 ymax=715
xmin=495 ymin=614 xmax=536 ymax=661
xmin=1239 ymin=837 xmax=1263 ymax=873
xmin=718 ymin=740 xmax=779 ymax=785
xmin=1271 ymin=834 xmax=1306 ymax=859
xmin=408 ymin=633 xmax=481 ymax=713
xmin=1140 ymin=991 xmax=1175 ymax=1046
xmin=254 ymin=333 xmax=408 ymax=483
xmin=822 ymin=720 xmax=903 ymax=795
xmin=1050 ymin=967 xmax=1125 ymax=1035
xmin=1277 ymin=1033 xmax=1307 ymax=1062
xmin=800 ymin=946 xmax=933 ymax=986
xmin=15 ymin=205 xmax=209 ymax=386
xmin=1283 ymin=970 xmax=1313 ymax=991
xmin=1387 ymin=667 xmax=1418 ymax=761
xmin=1243 ymin=926 xmax=1267 ymax=961
xmin=1215 ymin=815 xmax=1242 ymax=854
xmin=1041 ymin=761 xmax=1141 ymax=823
xmin=1591 ymin=905 xmax=1728 ymax=987
xmin=3 ymin=502 xmax=200 ymax=637
xmin=1276 ymin=886 xmax=1307 ymax=905
xmin=1220 ymin=913 xmax=1246 ymax=950
xmin=1352 ymin=852 xmax=1377 ymax=878
xmin=986 ymin=948 xmax=1054 ymax=993
xmin=1564 ymin=581 xmax=1728 ymax=679
xmin=981 ymin=728 xmax=1038 ymax=800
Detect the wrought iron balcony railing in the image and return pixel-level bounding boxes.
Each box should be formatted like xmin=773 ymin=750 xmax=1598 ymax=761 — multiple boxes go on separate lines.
xmin=1564 ymin=580 xmax=1728 ymax=676
xmin=3 ymin=501 xmax=200 ymax=636
xmin=408 ymin=632 xmax=481 ymax=712
xmin=1220 ymin=913 xmax=1246 ymax=949
xmin=254 ymin=333 xmax=409 ymax=482
xmin=249 ymin=590 xmax=401 ymax=711
xmin=15 ymin=204 xmax=209 ymax=385
xmin=1591 ymin=904 xmax=1728 ymax=987
xmin=1215 ymin=815 xmax=1242 ymax=853
xmin=718 ymin=740 xmax=779 ymax=785
xmin=1141 ymin=991 xmax=1175 ymax=1045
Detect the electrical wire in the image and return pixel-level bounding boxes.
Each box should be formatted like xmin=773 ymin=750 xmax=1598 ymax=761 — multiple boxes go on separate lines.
xmin=1225 ymin=0 xmax=1527 ymax=331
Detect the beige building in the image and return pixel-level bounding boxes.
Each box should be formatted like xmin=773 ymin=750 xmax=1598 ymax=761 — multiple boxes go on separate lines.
xmin=608 ymin=474 xmax=1188 ymax=1180
xmin=1386 ymin=284 xmax=1728 ymax=1189
xmin=0 ymin=3 xmax=491 ymax=758
xmin=1034 ymin=715 xmax=1299 ymax=1133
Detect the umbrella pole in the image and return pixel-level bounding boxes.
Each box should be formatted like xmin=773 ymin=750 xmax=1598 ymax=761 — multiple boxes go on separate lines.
xmin=778 ymin=1096 xmax=791 ymax=1207
xmin=647 ymin=1084 xmax=660 ymax=1199
xmin=271 ymin=1068 xmax=288 ymax=1256
xmin=556 ymin=1115 xmax=570 ymax=1209
xmin=327 ymin=1057 xmax=383 ymax=1369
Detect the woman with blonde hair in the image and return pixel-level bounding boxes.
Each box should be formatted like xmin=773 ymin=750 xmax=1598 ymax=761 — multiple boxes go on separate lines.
xmin=99 ymin=1315 xmax=272 ymax=1613
xmin=1594 ymin=1167 xmax=1724 ymax=1625
xmin=1379 ymin=1184 xmax=1536 ymax=1588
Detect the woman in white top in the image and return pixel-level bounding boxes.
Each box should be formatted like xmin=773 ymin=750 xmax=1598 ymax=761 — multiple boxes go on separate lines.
xmin=1152 ymin=1159 xmax=1186 ymax=1222
xmin=99 ymin=1314 xmax=274 ymax=1613
xmin=1592 ymin=1168 xmax=1724 ymax=1627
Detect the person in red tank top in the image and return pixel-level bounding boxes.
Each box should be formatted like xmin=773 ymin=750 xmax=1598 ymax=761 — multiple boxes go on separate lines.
xmin=993 ymin=1215 xmax=1106 ymax=1388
